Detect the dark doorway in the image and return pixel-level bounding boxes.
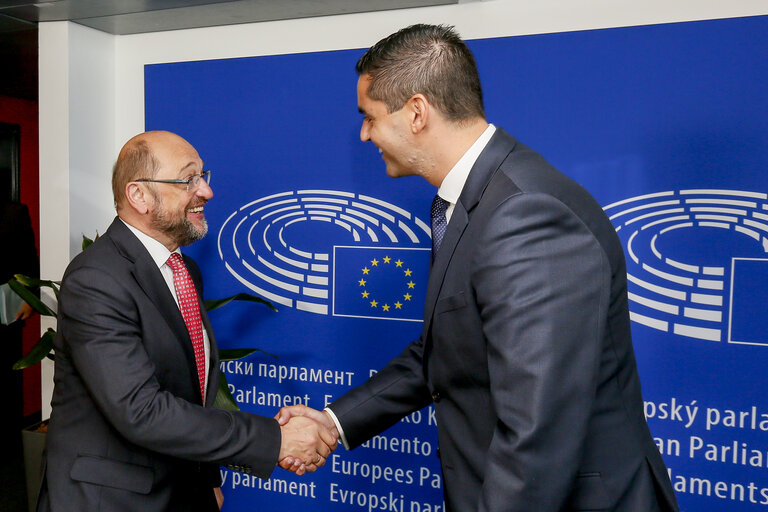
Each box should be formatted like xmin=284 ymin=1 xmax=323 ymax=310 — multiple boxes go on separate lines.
xmin=0 ymin=121 xmax=21 ymax=202
xmin=0 ymin=119 xmax=28 ymax=511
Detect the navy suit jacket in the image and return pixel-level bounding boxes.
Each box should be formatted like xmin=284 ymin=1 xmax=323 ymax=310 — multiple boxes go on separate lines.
xmin=37 ymin=218 xmax=280 ymax=512
xmin=329 ymin=129 xmax=679 ymax=512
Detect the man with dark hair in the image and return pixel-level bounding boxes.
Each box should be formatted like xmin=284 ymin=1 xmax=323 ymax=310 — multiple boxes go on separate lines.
xmin=280 ymin=24 xmax=679 ymax=512
xmin=38 ymin=131 xmax=337 ymax=512
xmin=355 ymin=24 xmax=485 ymax=122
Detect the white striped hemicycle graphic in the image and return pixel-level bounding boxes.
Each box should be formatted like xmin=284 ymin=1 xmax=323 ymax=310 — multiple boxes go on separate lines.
xmin=605 ymin=189 xmax=768 ymax=345
xmin=217 ymin=190 xmax=431 ymax=317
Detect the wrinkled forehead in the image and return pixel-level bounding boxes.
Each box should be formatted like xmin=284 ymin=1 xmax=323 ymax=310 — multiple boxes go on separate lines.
xmin=150 ymin=134 xmax=203 ymax=176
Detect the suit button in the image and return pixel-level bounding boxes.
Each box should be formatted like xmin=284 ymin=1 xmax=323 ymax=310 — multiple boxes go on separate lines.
xmin=431 ymin=391 xmax=441 ymax=402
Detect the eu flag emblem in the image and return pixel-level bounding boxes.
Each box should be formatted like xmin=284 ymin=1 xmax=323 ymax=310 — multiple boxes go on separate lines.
xmin=332 ymin=246 xmax=430 ymax=322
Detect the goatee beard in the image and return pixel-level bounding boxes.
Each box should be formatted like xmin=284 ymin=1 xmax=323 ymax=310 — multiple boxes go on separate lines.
xmin=150 ymin=200 xmax=208 ymax=247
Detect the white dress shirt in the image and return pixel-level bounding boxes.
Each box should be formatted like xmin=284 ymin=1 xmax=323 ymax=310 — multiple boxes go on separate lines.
xmin=121 ymin=219 xmax=211 ymax=401
xmin=437 ymin=123 xmax=496 ymax=223
xmin=326 ymin=123 xmax=497 ymax=448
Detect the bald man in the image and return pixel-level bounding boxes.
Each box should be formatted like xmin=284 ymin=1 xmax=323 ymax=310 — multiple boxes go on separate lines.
xmin=37 ymin=131 xmax=337 ymax=512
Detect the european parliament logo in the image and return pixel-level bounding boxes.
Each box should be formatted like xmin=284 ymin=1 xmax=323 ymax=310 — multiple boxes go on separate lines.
xmin=606 ymin=189 xmax=768 ymax=346
xmin=333 ymin=247 xmax=428 ymax=322
xmin=217 ymin=190 xmax=431 ymax=321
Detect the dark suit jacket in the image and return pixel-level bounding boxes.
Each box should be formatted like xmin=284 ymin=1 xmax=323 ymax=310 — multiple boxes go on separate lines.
xmin=37 ymin=218 xmax=280 ymax=512
xmin=0 ymin=200 xmax=38 ymax=284
xmin=1 ymin=200 xmax=38 ymax=435
xmin=330 ymin=129 xmax=679 ymax=512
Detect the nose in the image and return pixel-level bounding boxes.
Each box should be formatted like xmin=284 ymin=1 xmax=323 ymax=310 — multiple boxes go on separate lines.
xmin=197 ymin=178 xmax=213 ymax=200
xmin=360 ymin=120 xmax=371 ymax=142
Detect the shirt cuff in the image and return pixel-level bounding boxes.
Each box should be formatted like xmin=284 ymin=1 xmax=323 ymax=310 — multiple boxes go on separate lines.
xmin=324 ymin=407 xmax=350 ymax=450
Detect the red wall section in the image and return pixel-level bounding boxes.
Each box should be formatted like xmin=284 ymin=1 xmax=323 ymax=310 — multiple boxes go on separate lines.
xmin=0 ymin=95 xmax=41 ymax=418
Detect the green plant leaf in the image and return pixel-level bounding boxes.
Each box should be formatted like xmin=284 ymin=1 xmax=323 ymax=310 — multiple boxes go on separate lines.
xmin=7 ymin=278 xmax=56 ymax=317
xmin=13 ymin=328 xmax=56 ymax=370
xmin=213 ymin=373 xmax=240 ymax=411
xmin=82 ymin=233 xmax=98 ymax=251
xmin=13 ymin=274 xmax=60 ymax=290
xmin=13 ymin=274 xmax=61 ymax=301
xmin=204 ymin=293 xmax=277 ymax=312
xmin=219 ymin=348 xmax=278 ymax=361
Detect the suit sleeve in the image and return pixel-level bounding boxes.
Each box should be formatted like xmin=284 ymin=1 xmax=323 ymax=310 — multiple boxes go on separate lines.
xmin=58 ymin=264 xmax=281 ymax=479
xmin=328 ymin=335 xmax=433 ymax=448
xmin=473 ymin=192 xmax=609 ymax=512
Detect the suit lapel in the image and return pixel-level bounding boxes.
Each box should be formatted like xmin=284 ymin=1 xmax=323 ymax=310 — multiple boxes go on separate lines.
xmin=420 ymin=129 xmax=518 ymax=341
xmin=199 ymin=295 xmax=219 ymax=407
xmin=183 ymin=254 xmax=219 ymax=406
xmin=107 ymin=219 xmax=202 ymax=400
xmin=421 ymin=201 xmax=469 ymax=340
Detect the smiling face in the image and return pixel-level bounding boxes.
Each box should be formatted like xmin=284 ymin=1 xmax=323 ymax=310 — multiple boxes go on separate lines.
xmin=145 ymin=132 xmax=213 ymax=248
xmin=357 ymin=74 xmax=418 ymax=179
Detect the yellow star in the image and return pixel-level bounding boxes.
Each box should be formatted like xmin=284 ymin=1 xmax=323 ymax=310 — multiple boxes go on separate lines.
xmin=370 ymin=300 xmax=378 ymax=308
xmin=395 ymin=301 xmax=403 ymax=309
xmin=358 ymin=278 xmax=366 ymax=286
xmin=404 ymin=293 xmax=412 ymax=301
xmin=371 ymin=258 xmax=379 ymax=266
xmin=362 ymin=291 xmax=369 ymax=298
xmin=382 ymin=304 xmax=390 ymax=311
xmin=395 ymin=259 xmax=403 ymax=267
xmin=383 ymin=256 xmax=391 ymax=264
xmin=362 ymin=267 xmax=370 ymax=274
xmin=404 ymin=269 xmax=413 ymax=276
xmin=407 ymin=281 xmax=416 ymax=289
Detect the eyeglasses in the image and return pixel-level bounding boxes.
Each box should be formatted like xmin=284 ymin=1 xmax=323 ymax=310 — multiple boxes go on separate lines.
xmin=135 ymin=170 xmax=212 ymax=192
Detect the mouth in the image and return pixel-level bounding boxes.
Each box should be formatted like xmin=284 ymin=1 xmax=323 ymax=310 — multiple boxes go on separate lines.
xmin=186 ymin=205 xmax=204 ymax=214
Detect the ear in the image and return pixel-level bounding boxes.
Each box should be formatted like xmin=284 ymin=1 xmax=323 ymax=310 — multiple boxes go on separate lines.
xmin=125 ymin=182 xmax=151 ymax=215
xmin=407 ymin=94 xmax=429 ymax=134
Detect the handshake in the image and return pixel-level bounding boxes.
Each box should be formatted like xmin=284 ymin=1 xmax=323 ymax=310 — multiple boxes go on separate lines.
xmin=275 ymin=405 xmax=339 ymax=475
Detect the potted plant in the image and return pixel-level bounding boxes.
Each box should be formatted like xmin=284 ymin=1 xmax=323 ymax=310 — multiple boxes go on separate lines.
xmin=8 ymin=234 xmax=276 ymax=511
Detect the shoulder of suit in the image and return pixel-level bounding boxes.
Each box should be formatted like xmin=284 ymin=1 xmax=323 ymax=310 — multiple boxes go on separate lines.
xmin=64 ymin=225 xmax=129 ymax=278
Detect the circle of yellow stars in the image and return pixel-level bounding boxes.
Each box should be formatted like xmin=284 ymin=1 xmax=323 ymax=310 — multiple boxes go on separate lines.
xmin=358 ymin=255 xmax=416 ymax=313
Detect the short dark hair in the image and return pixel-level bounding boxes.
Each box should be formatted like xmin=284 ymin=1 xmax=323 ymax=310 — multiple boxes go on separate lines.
xmin=356 ymin=24 xmax=485 ymax=122
xmin=112 ymin=139 xmax=159 ymax=209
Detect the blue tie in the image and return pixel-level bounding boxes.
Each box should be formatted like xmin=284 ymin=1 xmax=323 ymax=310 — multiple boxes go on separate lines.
xmin=431 ymin=194 xmax=449 ymax=257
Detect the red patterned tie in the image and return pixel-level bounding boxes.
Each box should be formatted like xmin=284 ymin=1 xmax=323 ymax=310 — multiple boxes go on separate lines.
xmin=167 ymin=253 xmax=206 ymax=403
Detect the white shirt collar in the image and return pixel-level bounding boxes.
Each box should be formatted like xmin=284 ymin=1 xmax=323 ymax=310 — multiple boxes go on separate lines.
xmin=120 ymin=218 xmax=180 ymax=268
xmin=437 ymin=124 xmax=496 ymax=206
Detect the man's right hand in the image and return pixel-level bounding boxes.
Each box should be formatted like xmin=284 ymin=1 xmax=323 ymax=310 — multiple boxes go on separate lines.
xmin=278 ymin=414 xmax=338 ymax=475
xmin=276 ymin=404 xmax=336 ymax=430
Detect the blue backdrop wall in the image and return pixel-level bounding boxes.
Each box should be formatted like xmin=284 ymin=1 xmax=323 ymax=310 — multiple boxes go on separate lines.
xmin=145 ymin=14 xmax=768 ymax=511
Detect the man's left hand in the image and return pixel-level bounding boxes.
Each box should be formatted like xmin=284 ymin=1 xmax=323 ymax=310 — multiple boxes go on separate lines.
xmin=15 ymin=302 xmax=34 ymax=321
